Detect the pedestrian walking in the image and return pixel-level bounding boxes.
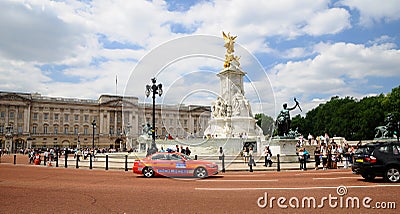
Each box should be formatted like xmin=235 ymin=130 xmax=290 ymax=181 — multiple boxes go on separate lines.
xmin=314 ymin=146 xmax=321 ymax=170
xmin=263 ymin=146 xmax=272 ymax=167
xmin=298 ymin=148 xmax=309 ymax=170
xmin=248 ymin=147 xmax=256 ymax=166
xmin=321 ymin=144 xmax=328 ymax=170
xmin=243 ymin=147 xmax=249 ymax=164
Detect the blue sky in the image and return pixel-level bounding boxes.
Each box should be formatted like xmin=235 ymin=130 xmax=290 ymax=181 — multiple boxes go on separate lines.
xmin=0 ymin=0 xmax=399 ymax=117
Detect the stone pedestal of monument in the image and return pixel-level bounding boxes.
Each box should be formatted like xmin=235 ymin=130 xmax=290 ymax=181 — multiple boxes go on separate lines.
xmin=138 ymin=136 xmax=263 ymax=155
xmin=269 ymin=138 xmax=298 ymax=162
xmin=206 ymin=117 xmax=261 ymax=138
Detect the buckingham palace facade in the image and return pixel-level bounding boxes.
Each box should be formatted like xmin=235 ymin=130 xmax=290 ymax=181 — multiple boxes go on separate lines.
xmin=0 ymin=91 xmax=210 ymax=152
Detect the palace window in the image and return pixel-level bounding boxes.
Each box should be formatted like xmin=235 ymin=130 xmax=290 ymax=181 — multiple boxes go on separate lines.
xmin=44 ymin=113 xmax=49 ymax=120
xmin=64 ymin=126 xmax=69 ymax=134
xmin=84 ymin=127 xmax=88 ymax=135
xmin=54 ymin=126 xmax=58 ymax=134
xmin=18 ymin=126 xmax=23 ymax=134
xmin=54 ymin=114 xmax=59 ymax=120
xmin=64 ymin=114 xmax=69 ymax=121
xmin=32 ymin=126 xmax=37 ymax=134
xmin=44 ymin=125 xmax=48 ymax=134
xmin=9 ymin=111 xmax=14 ymax=119
xmin=33 ymin=113 xmax=38 ymax=120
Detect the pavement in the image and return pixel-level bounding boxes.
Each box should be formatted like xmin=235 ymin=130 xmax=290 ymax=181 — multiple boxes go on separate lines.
xmin=2 ymin=162 xmax=387 ymax=213
xmin=0 ymin=153 xmax=348 ymax=172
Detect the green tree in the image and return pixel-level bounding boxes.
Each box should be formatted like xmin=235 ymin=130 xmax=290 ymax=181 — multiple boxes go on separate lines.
xmin=291 ymin=114 xmax=305 ymax=133
xmin=255 ymin=113 xmax=275 ymax=136
xmin=382 ymin=85 xmax=400 ymax=121
xmin=355 ymin=95 xmax=385 ymax=139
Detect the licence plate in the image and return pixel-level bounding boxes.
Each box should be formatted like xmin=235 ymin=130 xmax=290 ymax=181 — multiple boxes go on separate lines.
xmin=356 ymin=159 xmax=363 ymax=163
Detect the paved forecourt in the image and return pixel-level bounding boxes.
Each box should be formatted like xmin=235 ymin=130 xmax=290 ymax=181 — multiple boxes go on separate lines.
xmin=0 ymin=162 xmax=398 ymax=213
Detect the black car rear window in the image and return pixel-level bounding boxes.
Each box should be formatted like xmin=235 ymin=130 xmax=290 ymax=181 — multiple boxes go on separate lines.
xmin=355 ymin=146 xmax=375 ymax=155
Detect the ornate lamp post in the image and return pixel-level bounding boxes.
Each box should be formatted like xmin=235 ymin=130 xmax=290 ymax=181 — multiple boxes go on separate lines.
xmin=5 ymin=125 xmax=13 ymax=154
xmin=145 ymin=78 xmax=163 ymax=156
xmin=125 ymin=123 xmax=132 ymax=150
xmin=91 ymin=120 xmax=96 ymax=149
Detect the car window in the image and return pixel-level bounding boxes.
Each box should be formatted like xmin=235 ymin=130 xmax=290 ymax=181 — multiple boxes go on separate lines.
xmin=169 ymin=154 xmax=183 ymax=160
xmin=354 ymin=148 xmax=364 ymax=154
xmin=181 ymin=153 xmax=192 ymax=160
xmin=355 ymin=146 xmax=374 ymax=155
xmin=378 ymin=146 xmax=390 ymax=154
xmin=393 ymin=145 xmax=400 ymax=155
xmin=151 ymin=154 xmax=167 ymax=160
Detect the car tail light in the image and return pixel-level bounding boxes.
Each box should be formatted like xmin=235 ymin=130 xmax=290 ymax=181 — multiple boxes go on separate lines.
xmin=134 ymin=160 xmax=140 ymax=166
xmin=365 ymin=156 xmax=377 ymax=163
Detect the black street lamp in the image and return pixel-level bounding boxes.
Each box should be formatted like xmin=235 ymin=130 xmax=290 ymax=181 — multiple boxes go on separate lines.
xmin=397 ymin=121 xmax=399 ymax=143
xmin=77 ymin=133 xmax=80 ymax=149
xmin=145 ymin=78 xmax=163 ymax=156
xmin=91 ymin=120 xmax=96 ymax=149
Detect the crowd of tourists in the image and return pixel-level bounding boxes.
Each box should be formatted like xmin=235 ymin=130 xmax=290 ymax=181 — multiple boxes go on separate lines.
xmin=159 ymin=145 xmax=192 ymax=156
xmin=14 ymin=147 xmax=127 ymax=165
xmin=297 ymin=133 xmax=358 ymax=170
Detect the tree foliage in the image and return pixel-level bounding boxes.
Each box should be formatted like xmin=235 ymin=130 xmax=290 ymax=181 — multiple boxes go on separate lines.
xmin=255 ymin=113 xmax=274 ymax=136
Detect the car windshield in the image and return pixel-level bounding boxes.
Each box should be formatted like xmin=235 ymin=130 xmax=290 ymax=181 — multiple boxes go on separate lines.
xmin=180 ymin=153 xmax=192 ymax=160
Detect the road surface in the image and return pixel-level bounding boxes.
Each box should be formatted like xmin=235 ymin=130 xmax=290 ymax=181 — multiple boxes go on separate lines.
xmin=0 ymin=156 xmax=399 ymax=213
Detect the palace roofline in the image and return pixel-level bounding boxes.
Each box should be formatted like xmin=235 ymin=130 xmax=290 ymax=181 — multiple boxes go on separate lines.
xmin=0 ymin=91 xmax=211 ymax=109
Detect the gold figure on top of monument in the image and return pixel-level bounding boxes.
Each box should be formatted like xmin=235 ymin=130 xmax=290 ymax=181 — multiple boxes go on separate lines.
xmin=222 ymin=31 xmax=240 ymax=68
xmin=222 ymin=31 xmax=237 ymax=54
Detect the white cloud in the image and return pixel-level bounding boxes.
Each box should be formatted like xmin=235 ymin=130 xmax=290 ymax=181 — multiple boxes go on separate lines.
xmin=303 ymin=8 xmax=351 ymax=35
xmin=0 ymin=0 xmax=90 ymax=62
xmin=0 ymin=0 xmax=399 ymax=120
xmin=269 ymin=41 xmax=400 ymax=114
xmin=0 ymin=59 xmax=51 ymax=93
xmin=339 ymin=0 xmax=400 ymax=26
xmin=184 ymin=0 xmax=353 ymax=50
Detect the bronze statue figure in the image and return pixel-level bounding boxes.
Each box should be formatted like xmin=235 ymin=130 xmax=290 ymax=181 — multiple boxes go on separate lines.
xmin=276 ymin=98 xmax=301 ymax=136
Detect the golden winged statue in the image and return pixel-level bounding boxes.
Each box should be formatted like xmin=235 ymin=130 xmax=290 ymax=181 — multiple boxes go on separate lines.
xmin=222 ymin=31 xmax=237 ymax=54
xmin=222 ymin=31 xmax=240 ymax=68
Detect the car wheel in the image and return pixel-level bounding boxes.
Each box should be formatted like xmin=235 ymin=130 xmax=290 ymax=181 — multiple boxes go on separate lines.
xmin=385 ymin=167 xmax=400 ymax=183
xmin=142 ymin=167 xmax=154 ymax=178
xmin=194 ymin=167 xmax=208 ymax=178
xmin=361 ymin=174 xmax=375 ymax=181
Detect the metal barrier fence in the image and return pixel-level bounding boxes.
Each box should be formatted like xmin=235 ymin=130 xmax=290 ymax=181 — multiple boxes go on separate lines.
xmin=0 ymin=153 xmax=349 ymax=172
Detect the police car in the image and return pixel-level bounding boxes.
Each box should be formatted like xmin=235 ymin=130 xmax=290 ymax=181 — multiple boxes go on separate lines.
xmin=133 ymin=152 xmax=218 ymax=178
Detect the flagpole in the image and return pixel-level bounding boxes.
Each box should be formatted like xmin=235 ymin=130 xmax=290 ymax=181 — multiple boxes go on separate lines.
xmin=115 ymin=75 xmax=118 ymax=95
